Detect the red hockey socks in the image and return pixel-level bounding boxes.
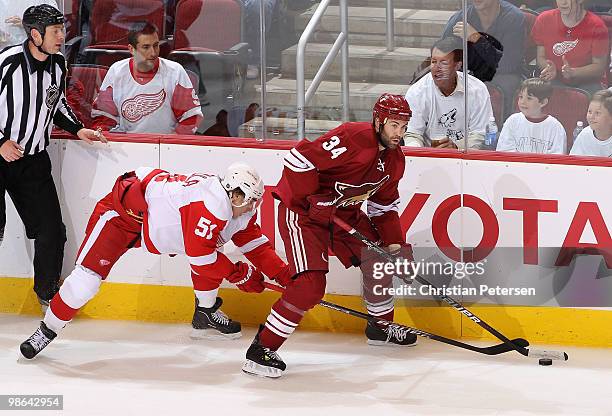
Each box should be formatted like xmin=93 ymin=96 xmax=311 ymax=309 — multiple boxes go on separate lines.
xmin=259 ymin=270 xmax=327 ymax=350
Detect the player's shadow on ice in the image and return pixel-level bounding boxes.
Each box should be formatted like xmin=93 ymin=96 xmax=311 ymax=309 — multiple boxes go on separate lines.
xmin=18 ymin=349 xmax=238 ymax=389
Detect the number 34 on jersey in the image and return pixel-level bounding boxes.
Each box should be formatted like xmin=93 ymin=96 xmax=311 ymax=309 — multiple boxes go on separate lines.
xmin=322 ymin=135 xmax=347 ymax=160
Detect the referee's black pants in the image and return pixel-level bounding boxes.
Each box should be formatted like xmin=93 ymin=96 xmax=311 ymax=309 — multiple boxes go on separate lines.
xmin=0 ymin=150 xmax=66 ymax=301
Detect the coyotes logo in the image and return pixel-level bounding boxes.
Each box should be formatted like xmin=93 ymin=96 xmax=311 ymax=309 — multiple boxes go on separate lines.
xmin=438 ymin=108 xmax=457 ymax=128
xmin=121 ymin=89 xmax=166 ymax=122
xmin=552 ymin=39 xmax=579 ymax=57
xmin=332 ymin=176 xmax=390 ymax=208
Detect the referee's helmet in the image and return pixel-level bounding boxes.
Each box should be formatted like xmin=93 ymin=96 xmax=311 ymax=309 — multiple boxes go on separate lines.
xmin=22 ymin=4 xmax=65 ymax=40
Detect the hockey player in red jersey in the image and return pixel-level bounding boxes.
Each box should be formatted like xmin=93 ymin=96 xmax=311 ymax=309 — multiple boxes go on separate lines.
xmin=20 ymin=163 xmax=291 ymax=359
xmin=242 ymin=94 xmax=417 ymax=378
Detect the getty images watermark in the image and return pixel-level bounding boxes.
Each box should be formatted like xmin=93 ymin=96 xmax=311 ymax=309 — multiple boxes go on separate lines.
xmin=370 ymin=257 xmax=537 ymax=297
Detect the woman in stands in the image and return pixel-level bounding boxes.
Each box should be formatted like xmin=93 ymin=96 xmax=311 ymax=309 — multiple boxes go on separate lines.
xmin=531 ymin=0 xmax=609 ymax=93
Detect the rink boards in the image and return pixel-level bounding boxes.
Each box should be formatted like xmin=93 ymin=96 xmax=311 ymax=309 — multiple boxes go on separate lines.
xmin=1 ymin=135 xmax=611 ymax=347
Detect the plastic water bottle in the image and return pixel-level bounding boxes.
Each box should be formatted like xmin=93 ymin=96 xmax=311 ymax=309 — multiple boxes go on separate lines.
xmin=573 ymin=121 xmax=584 ymax=143
xmin=485 ymin=117 xmax=498 ymax=148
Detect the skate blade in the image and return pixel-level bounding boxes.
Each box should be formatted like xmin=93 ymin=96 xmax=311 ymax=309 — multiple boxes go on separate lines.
xmin=242 ymin=360 xmax=283 ymax=379
xmin=189 ymin=329 xmax=242 ymax=340
xmin=367 ymin=339 xmax=418 ymax=347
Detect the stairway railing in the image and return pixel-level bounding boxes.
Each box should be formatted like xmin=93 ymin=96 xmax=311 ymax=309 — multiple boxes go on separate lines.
xmin=386 ymin=0 xmax=395 ymax=51
xmin=296 ymin=0 xmax=349 ymax=139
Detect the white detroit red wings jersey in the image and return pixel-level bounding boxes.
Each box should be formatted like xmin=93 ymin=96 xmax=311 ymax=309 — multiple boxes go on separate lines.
xmin=134 ymin=167 xmax=285 ymax=281
xmin=92 ymin=58 xmax=203 ymax=134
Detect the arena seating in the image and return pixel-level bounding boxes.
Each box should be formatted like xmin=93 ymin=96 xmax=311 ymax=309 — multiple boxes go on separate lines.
xmin=168 ymin=0 xmax=248 ymax=101
xmin=82 ymin=0 xmax=166 ymax=66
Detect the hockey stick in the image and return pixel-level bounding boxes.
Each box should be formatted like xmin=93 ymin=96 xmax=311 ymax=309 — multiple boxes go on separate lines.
xmin=263 ymin=282 xmax=528 ymax=356
xmin=332 ymin=215 xmax=569 ymax=362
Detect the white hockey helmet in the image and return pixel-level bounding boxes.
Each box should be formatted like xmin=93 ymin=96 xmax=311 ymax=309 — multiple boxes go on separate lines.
xmin=221 ymin=163 xmax=264 ymax=208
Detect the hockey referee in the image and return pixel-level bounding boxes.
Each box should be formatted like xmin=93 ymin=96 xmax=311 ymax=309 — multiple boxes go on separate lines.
xmin=0 ymin=4 xmax=107 ymax=311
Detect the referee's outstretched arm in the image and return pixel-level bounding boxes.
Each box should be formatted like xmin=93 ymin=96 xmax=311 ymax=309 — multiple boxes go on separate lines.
xmin=55 ymin=94 xmax=108 ymax=145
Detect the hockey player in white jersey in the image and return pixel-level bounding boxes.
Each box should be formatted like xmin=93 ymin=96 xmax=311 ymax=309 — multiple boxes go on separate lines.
xmin=91 ymin=22 xmax=203 ymax=134
xmin=20 ymin=163 xmax=292 ymax=359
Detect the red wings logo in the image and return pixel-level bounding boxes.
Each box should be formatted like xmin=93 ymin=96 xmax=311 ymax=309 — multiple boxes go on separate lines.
xmin=332 ymin=176 xmax=390 ymax=208
xmin=552 ymin=40 xmax=579 ymax=57
xmin=121 ymin=89 xmax=166 ymax=122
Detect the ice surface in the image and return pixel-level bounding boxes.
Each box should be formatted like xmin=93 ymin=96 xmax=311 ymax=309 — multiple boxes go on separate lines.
xmin=2 ymin=314 xmax=611 ymax=416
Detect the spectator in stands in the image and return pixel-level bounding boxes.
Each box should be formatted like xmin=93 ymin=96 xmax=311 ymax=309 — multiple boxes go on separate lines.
xmin=203 ymin=110 xmax=231 ymax=137
xmin=0 ymin=0 xmax=58 ymax=50
xmin=532 ymin=0 xmax=609 ymax=93
xmin=442 ymin=0 xmax=525 ymax=118
xmin=404 ymin=37 xmax=494 ymax=150
xmin=570 ymin=89 xmax=612 ymax=156
xmin=497 ymin=78 xmax=567 ymax=153
xmin=92 ymin=22 xmax=203 ymax=134
xmin=239 ymin=0 xmax=277 ymax=79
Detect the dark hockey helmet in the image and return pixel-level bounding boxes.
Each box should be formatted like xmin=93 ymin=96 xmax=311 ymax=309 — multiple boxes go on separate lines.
xmin=372 ymin=93 xmax=411 ymax=125
xmin=22 ymin=4 xmax=65 ymax=40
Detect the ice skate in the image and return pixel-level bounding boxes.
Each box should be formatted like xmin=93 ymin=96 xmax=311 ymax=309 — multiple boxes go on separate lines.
xmin=242 ymin=326 xmax=286 ymax=378
xmin=365 ymin=321 xmax=417 ymax=347
xmin=190 ymin=297 xmax=241 ymax=340
xmin=20 ymin=321 xmax=57 ymax=359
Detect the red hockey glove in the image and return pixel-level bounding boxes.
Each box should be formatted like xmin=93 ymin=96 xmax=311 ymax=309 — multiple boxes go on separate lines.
xmin=388 ymin=243 xmax=416 ymax=284
xmin=307 ymin=194 xmax=337 ymax=225
xmin=272 ymin=266 xmax=294 ymax=287
xmin=387 ymin=243 xmax=414 ymax=262
xmin=227 ymin=262 xmax=265 ymax=293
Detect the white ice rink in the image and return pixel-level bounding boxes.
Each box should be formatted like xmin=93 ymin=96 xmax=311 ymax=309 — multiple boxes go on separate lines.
xmin=1 ymin=313 xmax=611 ymax=416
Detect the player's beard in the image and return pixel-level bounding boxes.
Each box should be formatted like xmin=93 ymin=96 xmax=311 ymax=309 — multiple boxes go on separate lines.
xmin=377 ymin=126 xmax=400 ymax=149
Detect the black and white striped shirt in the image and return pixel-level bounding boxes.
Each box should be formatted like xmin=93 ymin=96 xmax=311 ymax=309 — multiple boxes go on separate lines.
xmin=0 ymin=41 xmax=83 ymax=155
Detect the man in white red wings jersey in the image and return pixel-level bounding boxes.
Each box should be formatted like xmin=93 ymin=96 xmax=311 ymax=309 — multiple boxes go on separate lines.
xmin=242 ymin=94 xmax=418 ymax=379
xmin=91 ymin=22 xmax=203 ymax=135
xmin=19 ymin=163 xmax=292 ymax=360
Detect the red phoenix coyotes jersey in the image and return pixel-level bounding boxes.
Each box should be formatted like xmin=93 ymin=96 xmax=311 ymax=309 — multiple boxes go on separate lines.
xmin=135 ymin=167 xmax=285 ymax=282
xmin=274 ymin=122 xmax=406 ymax=245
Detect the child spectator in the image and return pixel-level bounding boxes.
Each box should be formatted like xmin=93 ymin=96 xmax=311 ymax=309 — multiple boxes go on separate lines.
xmin=570 ymin=89 xmax=612 ymax=156
xmin=496 ymin=78 xmax=566 ymax=153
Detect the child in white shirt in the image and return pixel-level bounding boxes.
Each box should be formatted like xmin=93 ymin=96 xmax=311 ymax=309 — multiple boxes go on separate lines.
xmin=496 ymin=78 xmax=566 ymax=154
xmin=570 ymin=89 xmax=612 ymax=157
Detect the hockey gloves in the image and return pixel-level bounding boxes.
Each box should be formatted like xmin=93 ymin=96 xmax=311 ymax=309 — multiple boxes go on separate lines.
xmin=307 ymin=194 xmax=337 ymax=225
xmin=272 ymin=266 xmax=294 ymax=288
xmin=228 ymin=262 xmax=265 ymax=293
xmin=387 ymin=242 xmax=415 ymax=263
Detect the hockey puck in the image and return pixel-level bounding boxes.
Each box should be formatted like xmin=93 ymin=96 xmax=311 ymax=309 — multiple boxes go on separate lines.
xmin=539 ymin=358 xmax=553 ymax=366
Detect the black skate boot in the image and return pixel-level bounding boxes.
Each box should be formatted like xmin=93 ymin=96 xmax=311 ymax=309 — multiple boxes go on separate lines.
xmin=20 ymin=322 xmax=57 ymax=359
xmin=242 ymin=325 xmax=286 ymax=378
xmin=365 ymin=321 xmax=418 ymax=347
xmin=190 ymin=297 xmax=241 ymax=340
